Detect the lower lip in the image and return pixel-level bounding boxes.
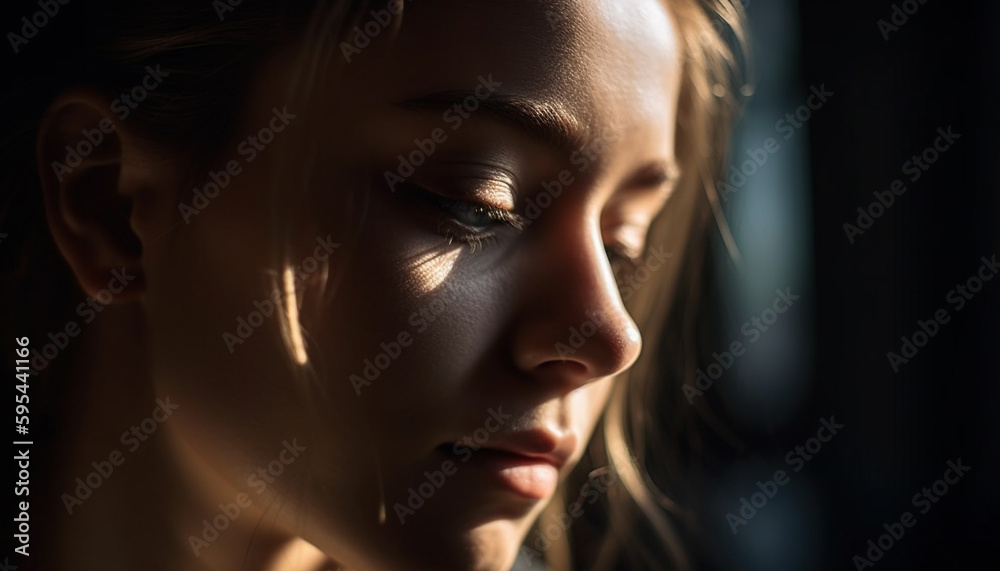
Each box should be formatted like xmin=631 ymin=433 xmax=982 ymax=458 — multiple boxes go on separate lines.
xmin=457 ymin=448 xmax=559 ymax=499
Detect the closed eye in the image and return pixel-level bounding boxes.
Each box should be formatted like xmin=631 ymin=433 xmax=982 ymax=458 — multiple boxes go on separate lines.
xmin=403 ymin=182 xmax=528 ymax=251
xmin=605 ymin=243 xmax=642 ymax=283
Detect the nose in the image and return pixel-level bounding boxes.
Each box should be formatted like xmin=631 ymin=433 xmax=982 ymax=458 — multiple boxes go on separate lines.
xmin=510 ymin=216 xmax=643 ymax=389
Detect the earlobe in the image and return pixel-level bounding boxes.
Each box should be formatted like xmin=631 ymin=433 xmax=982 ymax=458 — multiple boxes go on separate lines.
xmin=36 ymin=89 xmax=146 ymax=301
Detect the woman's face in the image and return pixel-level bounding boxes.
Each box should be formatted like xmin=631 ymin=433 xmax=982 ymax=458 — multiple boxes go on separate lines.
xmin=136 ymin=0 xmax=681 ymax=569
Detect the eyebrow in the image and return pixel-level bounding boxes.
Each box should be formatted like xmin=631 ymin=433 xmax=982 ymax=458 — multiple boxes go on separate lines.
xmin=395 ymin=91 xmax=682 ymax=187
xmin=395 ymin=91 xmax=592 ymax=156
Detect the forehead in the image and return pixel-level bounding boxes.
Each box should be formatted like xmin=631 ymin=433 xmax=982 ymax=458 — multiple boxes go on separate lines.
xmin=346 ymin=0 xmax=682 ymax=151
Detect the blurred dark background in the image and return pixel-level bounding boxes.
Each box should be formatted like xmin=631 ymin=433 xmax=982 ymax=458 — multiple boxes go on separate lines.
xmin=801 ymin=1 xmax=997 ymax=569
xmin=700 ymin=0 xmax=998 ymax=570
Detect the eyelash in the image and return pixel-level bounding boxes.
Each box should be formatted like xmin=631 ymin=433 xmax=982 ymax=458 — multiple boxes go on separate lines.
xmin=605 ymin=245 xmax=642 ymax=282
xmin=407 ymin=183 xmax=644 ymax=277
xmin=406 ymin=183 xmax=525 ymax=251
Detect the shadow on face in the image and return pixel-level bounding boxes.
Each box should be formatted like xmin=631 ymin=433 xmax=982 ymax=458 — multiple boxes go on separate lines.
xmin=37 ymin=0 xmax=685 ymax=569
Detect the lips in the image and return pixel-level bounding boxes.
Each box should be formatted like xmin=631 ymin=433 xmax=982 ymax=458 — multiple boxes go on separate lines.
xmin=439 ymin=429 xmax=576 ymax=499
xmin=482 ymin=431 xmax=573 ymax=470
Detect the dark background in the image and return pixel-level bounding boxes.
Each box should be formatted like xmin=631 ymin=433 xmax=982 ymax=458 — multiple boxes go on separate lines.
xmin=801 ymin=0 xmax=997 ymax=569
xmin=698 ymin=0 xmax=997 ymax=570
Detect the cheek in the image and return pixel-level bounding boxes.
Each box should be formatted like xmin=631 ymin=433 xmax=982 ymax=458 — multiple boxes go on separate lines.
xmin=140 ymin=160 xmax=341 ymax=486
xmin=302 ymin=198 xmax=510 ymax=448
xmin=567 ymin=377 xmax=616 ymax=447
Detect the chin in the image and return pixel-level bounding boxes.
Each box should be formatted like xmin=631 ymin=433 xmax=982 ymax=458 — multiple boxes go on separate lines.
xmin=319 ymin=515 xmax=526 ymax=571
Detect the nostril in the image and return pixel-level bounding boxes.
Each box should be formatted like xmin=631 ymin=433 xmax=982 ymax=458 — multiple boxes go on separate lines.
xmin=537 ymin=359 xmax=588 ymax=375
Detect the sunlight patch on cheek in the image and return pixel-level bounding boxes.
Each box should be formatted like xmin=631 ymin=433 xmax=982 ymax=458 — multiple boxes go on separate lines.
xmin=283 ymin=266 xmax=309 ymax=365
xmin=268 ymin=537 xmax=330 ymax=569
xmin=408 ymin=247 xmax=462 ymax=294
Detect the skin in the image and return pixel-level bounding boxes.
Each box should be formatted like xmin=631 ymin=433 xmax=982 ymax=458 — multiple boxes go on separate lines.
xmin=36 ymin=0 xmax=682 ymax=569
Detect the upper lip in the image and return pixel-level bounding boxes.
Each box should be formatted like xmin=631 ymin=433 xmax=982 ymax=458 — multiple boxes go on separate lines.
xmin=466 ymin=429 xmax=576 ymax=470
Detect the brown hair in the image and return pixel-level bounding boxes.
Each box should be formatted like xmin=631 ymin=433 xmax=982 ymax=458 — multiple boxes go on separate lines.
xmin=0 ymin=0 xmax=750 ymax=568
xmin=592 ymin=1 xmax=751 ymax=568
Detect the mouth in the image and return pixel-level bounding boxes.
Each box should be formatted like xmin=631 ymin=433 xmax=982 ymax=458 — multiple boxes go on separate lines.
xmin=437 ymin=444 xmax=560 ymax=499
xmin=436 ymin=432 xmax=574 ymax=500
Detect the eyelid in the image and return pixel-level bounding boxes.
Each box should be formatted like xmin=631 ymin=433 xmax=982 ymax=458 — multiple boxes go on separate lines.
xmin=402 ymin=180 xmax=529 ymax=247
xmin=415 ymin=165 xmax=520 ymax=211
xmin=466 ymin=178 xmax=517 ymax=211
xmin=605 ymin=244 xmax=643 ymax=290
xmin=602 ymin=217 xmax=650 ymax=260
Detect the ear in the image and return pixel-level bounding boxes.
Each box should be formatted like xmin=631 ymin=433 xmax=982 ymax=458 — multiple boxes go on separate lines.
xmin=36 ymin=88 xmax=146 ymax=301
